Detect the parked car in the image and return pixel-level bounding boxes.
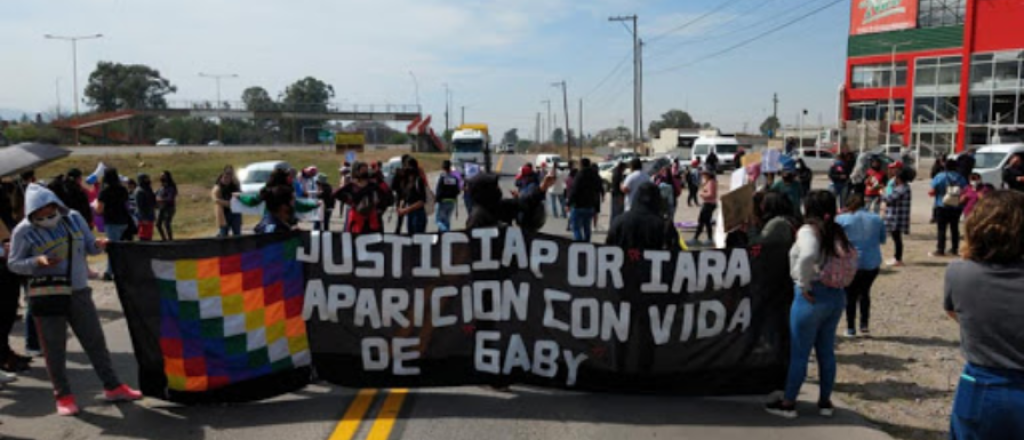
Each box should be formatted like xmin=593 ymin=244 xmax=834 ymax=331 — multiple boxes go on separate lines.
xmin=692 ymin=135 xmax=740 ymax=171
xmin=972 ymin=143 xmax=1024 ymax=187
xmin=598 ymin=161 xmax=617 ymax=186
xmin=156 ymin=138 xmax=178 ymax=146
xmin=791 ymin=149 xmax=838 ymax=174
xmin=605 ymin=151 xmax=640 ymax=163
xmin=238 ymin=161 xmax=291 ymax=193
xmin=207 ymin=140 xmax=225 ymax=146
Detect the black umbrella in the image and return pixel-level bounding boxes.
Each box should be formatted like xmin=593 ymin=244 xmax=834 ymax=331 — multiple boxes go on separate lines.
xmin=0 ymin=143 xmax=72 ymax=178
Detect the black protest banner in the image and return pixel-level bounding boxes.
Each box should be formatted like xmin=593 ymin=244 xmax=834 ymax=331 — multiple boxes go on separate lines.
xmin=300 ymin=228 xmax=793 ymax=395
xmin=110 ymin=233 xmax=313 ymax=404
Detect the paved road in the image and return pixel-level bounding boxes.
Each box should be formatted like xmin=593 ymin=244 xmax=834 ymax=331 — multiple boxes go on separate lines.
xmin=0 ymin=154 xmax=894 ymax=440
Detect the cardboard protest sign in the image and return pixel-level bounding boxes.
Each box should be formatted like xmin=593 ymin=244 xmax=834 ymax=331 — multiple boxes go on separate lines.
xmin=720 ymin=183 xmax=755 ymax=233
xmin=112 ymin=229 xmax=793 ymax=403
xmin=741 ymin=152 xmax=761 ymax=168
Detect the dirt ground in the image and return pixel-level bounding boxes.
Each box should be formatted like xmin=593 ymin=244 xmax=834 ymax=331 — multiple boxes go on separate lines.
xmin=6 ymin=173 xmax=962 ymax=440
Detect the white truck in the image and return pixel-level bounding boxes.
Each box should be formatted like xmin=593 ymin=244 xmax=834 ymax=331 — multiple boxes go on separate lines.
xmin=451 ymin=123 xmax=492 ymax=172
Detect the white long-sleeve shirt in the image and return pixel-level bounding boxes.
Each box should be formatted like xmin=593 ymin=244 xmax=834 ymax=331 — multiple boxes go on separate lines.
xmin=789 ymin=225 xmax=821 ymax=290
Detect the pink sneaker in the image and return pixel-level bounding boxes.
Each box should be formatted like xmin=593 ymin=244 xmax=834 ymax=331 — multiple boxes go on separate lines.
xmin=56 ymin=395 xmax=80 ymax=416
xmin=104 ymin=384 xmax=143 ymax=402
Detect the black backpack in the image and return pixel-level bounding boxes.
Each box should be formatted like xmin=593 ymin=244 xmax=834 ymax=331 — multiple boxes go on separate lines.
xmin=437 ymin=173 xmax=460 ymax=200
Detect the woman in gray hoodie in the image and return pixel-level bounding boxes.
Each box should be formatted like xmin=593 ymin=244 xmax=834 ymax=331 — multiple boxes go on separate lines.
xmin=7 ymin=184 xmax=141 ymax=416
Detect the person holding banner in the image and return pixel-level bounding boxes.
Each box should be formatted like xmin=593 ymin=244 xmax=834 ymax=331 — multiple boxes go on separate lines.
xmin=607 ymin=182 xmax=679 ymax=250
xmin=334 ymin=161 xmax=393 ymax=234
xmin=397 ymin=158 xmax=428 ymax=234
xmin=944 ymin=191 xmax=1024 ymax=439
xmin=254 ymin=185 xmax=298 ymax=234
xmin=8 ymin=184 xmax=142 ymax=416
xmin=766 ymin=190 xmax=854 ymax=419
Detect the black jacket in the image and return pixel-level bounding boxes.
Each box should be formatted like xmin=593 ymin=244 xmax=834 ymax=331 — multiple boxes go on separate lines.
xmin=605 ymin=182 xmax=679 ymax=251
xmin=1004 ymin=164 xmax=1024 ymax=192
xmin=568 ymin=166 xmax=602 ymax=209
xmin=466 ymin=173 xmax=546 ymax=231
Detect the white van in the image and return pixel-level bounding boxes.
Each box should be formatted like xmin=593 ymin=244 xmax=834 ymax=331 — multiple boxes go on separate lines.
xmin=973 ymin=143 xmax=1024 ymax=187
xmin=535 ymin=154 xmax=566 ymax=169
xmin=691 ymin=136 xmax=741 ymax=171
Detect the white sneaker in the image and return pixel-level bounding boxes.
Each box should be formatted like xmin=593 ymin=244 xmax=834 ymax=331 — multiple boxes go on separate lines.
xmin=0 ymin=370 xmax=17 ymax=385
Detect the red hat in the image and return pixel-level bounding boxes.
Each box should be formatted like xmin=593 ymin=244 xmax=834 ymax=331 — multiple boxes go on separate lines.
xmin=888 ymin=161 xmax=904 ymax=169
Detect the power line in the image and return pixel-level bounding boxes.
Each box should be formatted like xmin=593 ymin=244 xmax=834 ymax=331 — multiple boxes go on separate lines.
xmin=582 ymin=50 xmax=632 ymax=99
xmin=649 ymin=0 xmax=844 ymax=75
xmin=644 ymin=0 xmax=782 ymax=58
xmin=647 ymin=0 xmax=748 ymax=44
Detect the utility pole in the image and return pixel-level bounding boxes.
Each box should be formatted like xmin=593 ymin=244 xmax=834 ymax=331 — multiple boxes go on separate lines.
xmin=199 ymin=72 xmax=239 ymax=143
xmin=552 ymin=81 xmax=571 ymax=163
xmin=44 ymin=33 xmax=104 ymax=145
xmin=541 ymin=100 xmax=552 ymax=143
xmin=609 ymin=15 xmax=639 ymax=149
xmin=578 ymin=98 xmax=584 ymax=159
xmin=639 ymin=38 xmax=645 ymax=154
xmin=536 ymin=112 xmax=541 ymax=145
xmin=461 ymin=106 xmax=466 ymax=125
xmin=408 ymin=71 xmax=420 ymax=111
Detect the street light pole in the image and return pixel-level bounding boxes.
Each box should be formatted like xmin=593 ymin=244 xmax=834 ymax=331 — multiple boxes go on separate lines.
xmin=44 ymin=33 xmax=103 ymax=144
xmin=199 ymin=72 xmax=239 ymax=143
xmin=541 ymin=100 xmax=552 ymax=143
xmin=609 ymin=15 xmax=639 ymax=149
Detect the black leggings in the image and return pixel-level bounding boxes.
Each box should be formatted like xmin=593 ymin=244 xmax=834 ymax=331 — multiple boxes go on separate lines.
xmin=845 ymin=269 xmax=879 ymax=331
xmin=687 ymin=184 xmax=700 ymax=206
xmin=891 ymin=230 xmax=904 ymax=262
xmin=694 ymin=203 xmax=717 ymax=240
xmin=157 ymin=206 xmax=176 ymax=241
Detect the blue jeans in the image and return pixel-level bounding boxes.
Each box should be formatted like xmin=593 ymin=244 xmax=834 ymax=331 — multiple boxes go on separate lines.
xmin=463 ymin=194 xmax=474 ymax=215
xmin=104 ymin=223 xmax=128 ymax=276
xmin=406 ymin=209 xmax=427 ymax=234
xmin=951 ymin=363 xmax=1024 ymax=439
xmin=784 ymin=282 xmax=846 ymax=402
xmin=831 ymin=183 xmax=846 ymax=209
xmin=218 ymin=213 xmax=242 ymax=237
xmin=571 ymin=208 xmax=595 ymax=242
xmin=436 ymin=201 xmax=456 ymax=232
xmin=549 ymin=193 xmax=566 ymax=218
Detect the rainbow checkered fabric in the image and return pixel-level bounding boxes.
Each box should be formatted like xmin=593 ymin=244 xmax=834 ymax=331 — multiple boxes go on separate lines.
xmin=151 ymin=240 xmax=310 ymax=392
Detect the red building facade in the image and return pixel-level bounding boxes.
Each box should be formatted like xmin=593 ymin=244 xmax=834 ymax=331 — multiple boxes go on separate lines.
xmin=843 ymin=0 xmax=1024 ymax=154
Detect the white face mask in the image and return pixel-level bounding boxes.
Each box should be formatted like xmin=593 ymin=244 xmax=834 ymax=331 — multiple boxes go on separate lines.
xmin=32 ymin=213 xmax=61 ymax=229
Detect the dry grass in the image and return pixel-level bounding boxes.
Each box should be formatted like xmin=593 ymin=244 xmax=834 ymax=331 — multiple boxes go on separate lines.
xmin=36 ymin=149 xmax=447 ymax=238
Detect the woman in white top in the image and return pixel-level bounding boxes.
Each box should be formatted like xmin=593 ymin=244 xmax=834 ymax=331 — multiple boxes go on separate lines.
xmin=766 ymin=190 xmax=854 ymax=419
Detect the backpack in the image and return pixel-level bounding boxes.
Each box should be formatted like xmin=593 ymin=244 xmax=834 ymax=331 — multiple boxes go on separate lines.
xmin=437 ymin=173 xmax=460 ymax=200
xmin=819 ymin=238 xmax=859 ymax=289
xmin=942 ymin=173 xmax=962 ymax=207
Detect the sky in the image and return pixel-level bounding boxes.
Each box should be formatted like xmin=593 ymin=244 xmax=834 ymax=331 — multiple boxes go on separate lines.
xmin=0 ymin=0 xmax=852 ymax=139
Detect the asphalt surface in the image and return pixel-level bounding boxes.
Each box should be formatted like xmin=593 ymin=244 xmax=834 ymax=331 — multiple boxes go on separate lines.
xmin=0 ymin=154 xmax=894 ymax=440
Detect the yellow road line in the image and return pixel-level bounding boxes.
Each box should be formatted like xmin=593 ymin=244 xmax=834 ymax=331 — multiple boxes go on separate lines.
xmin=494 ymin=155 xmax=505 ymax=174
xmin=328 ymin=388 xmax=378 ymax=440
xmin=366 ymin=389 xmax=409 ymax=440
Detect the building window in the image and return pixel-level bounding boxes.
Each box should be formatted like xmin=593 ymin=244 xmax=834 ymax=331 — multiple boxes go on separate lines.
xmin=918 ymin=0 xmax=966 ymax=28
xmin=968 ymin=50 xmax=1024 ymax=130
xmin=851 ymin=62 xmax=908 ymax=89
xmin=849 ymin=100 xmax=905 ymax=122
xmin=968 ymin=95 xmax=991 ymax=124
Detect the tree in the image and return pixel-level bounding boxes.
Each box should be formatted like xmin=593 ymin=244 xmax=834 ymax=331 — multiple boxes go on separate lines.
xmin=388 ymin=132 xmax=409 ymax=145
xmin=280 ymin=77 xmax=335 ymax=142
xmin=241 ymin=86 xmax=276 ymax=112
xmin=84 ymin=61 xmax=177 ymax=111
xmin=552 ymin=128 xmax=565 ymax=145
xmin=501 ymin=128 xmax=519 ymax=145
xmin=648 ymin=109 xmax=699 ymax=136
xmin=759 ymin=116 xmax=781 ymax=137
xmin=515 ymin=139 xmax=533 ymax=152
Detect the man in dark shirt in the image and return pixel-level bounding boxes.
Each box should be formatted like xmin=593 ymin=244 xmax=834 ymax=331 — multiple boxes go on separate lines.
xmin=567 ymin=158 xmax=602 ymax=242
xmin=957 ymin=148 xmax=977 ymax=178
xmin=606 ymin=182 xmax=679 ymax=251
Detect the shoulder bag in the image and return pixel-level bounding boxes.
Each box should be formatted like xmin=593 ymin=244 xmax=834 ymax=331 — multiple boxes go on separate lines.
xmin=26 ymin=219 xmax=75 ymax=316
